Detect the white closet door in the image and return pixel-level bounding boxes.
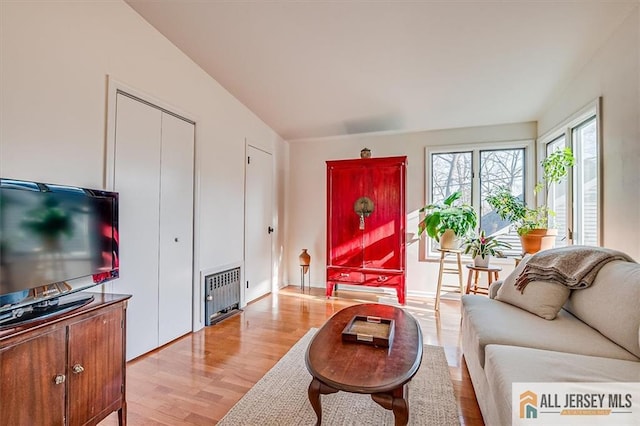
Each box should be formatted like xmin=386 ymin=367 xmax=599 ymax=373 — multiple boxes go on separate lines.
xmin=158 ymin=113 xmax=194 ymax=345
xmin=245 ymin=146 xmax=273 ymax=303
xmin=111 ymin=94 xmax=162 ymax=360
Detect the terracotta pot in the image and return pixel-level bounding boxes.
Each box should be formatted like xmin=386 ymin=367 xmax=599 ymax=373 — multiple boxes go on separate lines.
xmin=299 ymin=249 xmax=311 ymax=274
xmin=474 ymin=255 xmax=490 ymax=268
xmin=520 ymin=228 xmax=558 ymax=254
xmin=439 ymin=229 xmax=460 ymax=250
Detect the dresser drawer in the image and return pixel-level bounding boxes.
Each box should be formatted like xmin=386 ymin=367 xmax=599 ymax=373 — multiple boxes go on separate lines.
xmin=363 ymin=274 xmax=402 ymax=287
xmin=327 ymin=270 xmax=365 ymax=284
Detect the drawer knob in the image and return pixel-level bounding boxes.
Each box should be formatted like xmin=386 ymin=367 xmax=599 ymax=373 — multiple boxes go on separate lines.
xmin=377 ymin=276 xmax=387 ymax=282
xmin=340 ymin=273 xmax=349 ymax=278
xmin=72 ymin=364 xmax=85 ymax=374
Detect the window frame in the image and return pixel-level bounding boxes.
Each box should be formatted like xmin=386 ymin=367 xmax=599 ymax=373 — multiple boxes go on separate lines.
xmin=536 ymin=98 xmax=602 ymax=247
xmin=424 ymin=139 xmax=536 ymax=261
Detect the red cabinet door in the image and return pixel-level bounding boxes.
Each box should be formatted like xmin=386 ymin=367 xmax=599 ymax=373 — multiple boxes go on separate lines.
xmin=361 ymin=161 xmax=404 ymax=270
xmin=327 ymin=163 xmax=366 ymax=268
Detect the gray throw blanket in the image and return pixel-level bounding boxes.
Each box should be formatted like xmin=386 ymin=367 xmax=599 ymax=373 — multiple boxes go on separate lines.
xmin=515 ymin=246 xmax=635 ymax=293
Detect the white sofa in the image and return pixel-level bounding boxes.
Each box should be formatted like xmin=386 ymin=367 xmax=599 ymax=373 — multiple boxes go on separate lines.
xmin=461 ymin=258 xmax=640 ymax=425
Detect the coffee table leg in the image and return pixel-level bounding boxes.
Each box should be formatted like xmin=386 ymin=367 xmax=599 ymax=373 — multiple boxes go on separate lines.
xmin=391 ymin=396 xmax=409 ymax=426
xmin=371 ymin=385 xmax=409 ymax=426
xmin=308 ymin=378 xmax=338 ymax=425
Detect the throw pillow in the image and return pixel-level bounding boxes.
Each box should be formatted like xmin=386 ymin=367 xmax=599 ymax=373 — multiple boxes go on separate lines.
xmin=496 ymin=254 xmax=571 ymax=320
xmin=564 ymin=260 xmax=640 ymax=358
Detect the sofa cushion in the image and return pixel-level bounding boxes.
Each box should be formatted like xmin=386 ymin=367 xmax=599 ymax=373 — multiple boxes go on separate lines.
xmin=484 ymin=344 xmax=640 ymax=426
xmin=564 ymin=260 xmax=640 ymax=358
xmin=496 ymin=254 xmax=570 ymax=320
xmin=461 ymin=295 xmax=639 ymax=368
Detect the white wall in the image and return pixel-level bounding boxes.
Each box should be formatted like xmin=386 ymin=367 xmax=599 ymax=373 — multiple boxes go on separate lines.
xmin=0 ymin=1 xmax=289 ymax=327
xmin=538 ymin=5 xmax=640 ymax=260
xmin=288 ymin=122 xmax=536 ymax=296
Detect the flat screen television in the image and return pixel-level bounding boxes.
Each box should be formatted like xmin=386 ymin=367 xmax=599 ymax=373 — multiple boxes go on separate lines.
xmin=0 ymin=178 xmax=119 ymax=327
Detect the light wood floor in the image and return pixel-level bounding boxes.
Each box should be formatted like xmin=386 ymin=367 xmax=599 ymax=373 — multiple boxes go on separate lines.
xmin=101 ymin=286 xmax=483 ymax=425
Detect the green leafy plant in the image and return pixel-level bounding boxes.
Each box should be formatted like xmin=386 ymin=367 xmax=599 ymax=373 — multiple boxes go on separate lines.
xmin=463 ymin=230 xmax=511 ymax=259
xmin=486 ymin=147 xmax=575 ymax=235
xmin=418 ymin=191 xmax=477 ymax=241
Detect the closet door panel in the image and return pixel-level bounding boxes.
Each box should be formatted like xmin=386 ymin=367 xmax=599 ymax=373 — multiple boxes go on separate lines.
xmin=158 ymin=113 xmax=194 ymax=345
xmin=112 ymin=94 xmax=162 ymax=360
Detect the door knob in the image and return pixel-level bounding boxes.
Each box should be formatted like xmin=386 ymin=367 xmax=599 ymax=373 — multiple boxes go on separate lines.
xmin=53 ymin=374 xmax=66 ymax=385
xmin=268 ymin=226 xmax=274 ymax=234
xmin=72 ymin=364 xmax=85 ymax=374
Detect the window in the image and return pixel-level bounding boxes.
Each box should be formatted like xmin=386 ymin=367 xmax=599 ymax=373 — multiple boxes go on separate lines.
xmin=538 ymin=100 xmax=600 ymax=247
xmin=426 ymin=140 xmax=535 ymax=257
xmin=479 ymin=149 xmax=526 ymax=240
xmin=431 ymin=152 xmax=472 ymax=205
xmin=546 ymin=136 xmax=568 ymax=247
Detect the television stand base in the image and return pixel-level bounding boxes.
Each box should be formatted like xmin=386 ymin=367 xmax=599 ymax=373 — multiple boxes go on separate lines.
xmin=0 ymin=293 xmax=94 ymax=329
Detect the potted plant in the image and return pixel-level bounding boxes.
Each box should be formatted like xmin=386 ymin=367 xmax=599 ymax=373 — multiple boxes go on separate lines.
xmin=418 ymin=191 xmax=477 ymax=249
xmin=486 ymin=147 xmax=575 ymax=254
xmin=463 ymin=230 xmax=511 ymax=267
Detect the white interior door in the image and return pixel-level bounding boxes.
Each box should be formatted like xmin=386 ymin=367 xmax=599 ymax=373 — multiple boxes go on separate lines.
xmin=245 ymin=145 xmax=273 ymax=303
xmin=111 ymin=93 xmax=161 ymax=360
xmin=158 ymin=113 xmax=194 ymax=346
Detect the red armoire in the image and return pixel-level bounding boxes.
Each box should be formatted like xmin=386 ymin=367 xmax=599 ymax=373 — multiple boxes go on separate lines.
xmin=326 ymin=156 xmax=407 ymax=304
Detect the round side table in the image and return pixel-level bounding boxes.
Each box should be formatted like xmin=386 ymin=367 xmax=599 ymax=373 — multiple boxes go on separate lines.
xmin=465 ymin=264 xmax=502 ymax=295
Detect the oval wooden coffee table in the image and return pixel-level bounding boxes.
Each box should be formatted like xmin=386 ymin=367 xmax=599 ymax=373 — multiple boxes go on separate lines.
xmin=305 ymin=303 xmax=423 ymax=425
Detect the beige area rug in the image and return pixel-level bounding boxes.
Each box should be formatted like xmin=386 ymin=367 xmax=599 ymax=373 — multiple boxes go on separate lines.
xmin=217 ymin=328 xmax=460 ymax=425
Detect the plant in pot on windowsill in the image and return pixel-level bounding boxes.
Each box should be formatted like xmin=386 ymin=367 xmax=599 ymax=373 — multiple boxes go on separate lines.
xmin=463 ymin=230 xmax=511 ymax=268
xmin=486 ymin=147 xmax=575 ymax=254
xmin=418 ymin=191 xmax=477 ymax=250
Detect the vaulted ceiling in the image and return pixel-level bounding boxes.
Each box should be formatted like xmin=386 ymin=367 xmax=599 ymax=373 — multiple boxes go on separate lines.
xmin=126 ymin=1 xmax=638 ymax=141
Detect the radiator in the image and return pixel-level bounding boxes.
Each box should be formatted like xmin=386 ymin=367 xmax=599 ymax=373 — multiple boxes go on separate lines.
xmin=204 ymin=267 xmax=241 ymax=326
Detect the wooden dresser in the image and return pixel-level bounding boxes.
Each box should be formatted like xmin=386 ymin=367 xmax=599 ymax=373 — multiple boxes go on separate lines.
xmin=326 ymin=156 xmax=407 ymax=304
xmin=0 ymin=293 xmax=131 ymax=426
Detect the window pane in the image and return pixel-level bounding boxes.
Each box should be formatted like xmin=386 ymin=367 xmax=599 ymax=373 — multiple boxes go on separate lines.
xmin=573 ymin=117 xmax=598 ymax=246
xmin=429 ymin=152 xmax=472 ymax=252
xmin=479 ymin=148 xmax=525 ymax=256
xmin=546 ymin=137 xmax=568 ymax=247
xmin=431 ymin=152 xmax=472 ymax=204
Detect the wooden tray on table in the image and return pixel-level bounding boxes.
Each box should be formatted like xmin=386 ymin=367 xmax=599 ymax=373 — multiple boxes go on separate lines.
xmin=341 ymin=315 xmax=395 ymax=348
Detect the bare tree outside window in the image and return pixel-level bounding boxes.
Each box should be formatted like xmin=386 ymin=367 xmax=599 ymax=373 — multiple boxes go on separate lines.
xmin=480 ymin=149 xmax=525 ymax=255
xmin=431 ymin=152 xmax=472 ymax=204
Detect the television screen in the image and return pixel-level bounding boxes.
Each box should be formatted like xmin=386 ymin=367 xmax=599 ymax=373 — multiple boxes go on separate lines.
xmin=0 ymin=178 xmax=119 ymax=315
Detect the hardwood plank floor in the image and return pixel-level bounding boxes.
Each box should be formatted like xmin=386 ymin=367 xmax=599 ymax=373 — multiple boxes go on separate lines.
xmin=100 ymin=286 xmax=483 ymax=425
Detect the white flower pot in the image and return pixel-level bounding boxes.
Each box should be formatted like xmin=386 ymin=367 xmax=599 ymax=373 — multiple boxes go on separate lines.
xmin=473 ymin=255 xmax=490 ymax=268
xmin=439 ymin=229 xmax=460 ymax=250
